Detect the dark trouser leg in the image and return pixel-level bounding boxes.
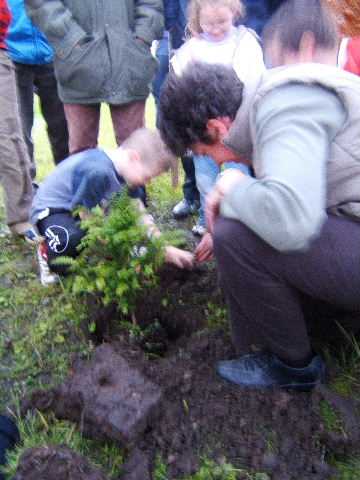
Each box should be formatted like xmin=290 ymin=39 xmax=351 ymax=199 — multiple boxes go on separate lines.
xmin=35 ymin=63 xmax=69 ymax=164
xmin=181 ymin=153 xmax=199 ymax=204
xmin=152 ymin=36 xmax=169 ymax=110
xmin=64 ymin=103 xmax=100 ymax=154
xmin=13 ymin=62 xmax=36 ymax=178
xmin=37 ymin=212 xmax=85 ymax=275
xmin=213 ymin=215 xmax=360 ymax=367
xmin=242 ymin=0 xmax=270 ymax=35
xmin=0 ymin=415 xmax=19 ymax=479
xmin=110 ymin=100 xmax=147 ymax=203
xmin=110 ymin=100 xmax=145 ymax=146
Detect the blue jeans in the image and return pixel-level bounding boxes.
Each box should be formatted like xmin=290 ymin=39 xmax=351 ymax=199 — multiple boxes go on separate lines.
xmin=194 ymin=155 xmax=250 ymax=227
xmin=242 ymin=0 xmax=269 ymax=35
xmin=152 ymin=35 xmax=169 ymax=107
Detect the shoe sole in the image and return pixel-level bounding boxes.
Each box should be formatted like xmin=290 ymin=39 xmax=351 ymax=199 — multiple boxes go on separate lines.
xmin=173 ymin=212 xmax=193 ymax=219
xmin=217 ymin=371 xmax=323 ymax=391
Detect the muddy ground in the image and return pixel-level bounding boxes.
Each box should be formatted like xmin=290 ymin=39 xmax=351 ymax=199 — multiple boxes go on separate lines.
xmin=20 ymin=261 xmax=360 ymax=480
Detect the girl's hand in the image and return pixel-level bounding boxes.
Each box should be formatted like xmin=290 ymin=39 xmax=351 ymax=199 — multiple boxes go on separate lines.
xmin=165 ymin=246 xmax=194 ymax=269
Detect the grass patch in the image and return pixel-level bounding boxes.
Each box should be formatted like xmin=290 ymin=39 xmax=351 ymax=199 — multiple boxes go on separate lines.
xmin=0 ymin=239 xmax=91 ymax=406
xmin=332 ymin=457 xmax=360 ymax=480
xmin=2 ymin=410 xmax=124 ymax=479
xmin=319 ymin=400 xmax=345 ymax=435
xmin=153 ymin=456 xmax=270 ymax=480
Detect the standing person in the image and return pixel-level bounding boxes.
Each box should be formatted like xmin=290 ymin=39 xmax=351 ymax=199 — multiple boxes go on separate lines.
xmin=24 ymin=0 xmax=163 ymax=156
xmin=152 ymin=31 xmax=170 ymax=108
xmin=165 ymin=0 xmax=201 ymax=221
xmin=242 ymin=0 xmax=269 ymax=35
xmin=0 ymin=0 xmax=35 ymax=242
xmin=6 ymin=0 xmax=69 ymax=180
xmin=159 ymin=0 xmax=360 ymax=390
xmin=241 ymin=1 xmax=287 ymax=36
xmin=171 ymin=0 xmax=265 ymax=236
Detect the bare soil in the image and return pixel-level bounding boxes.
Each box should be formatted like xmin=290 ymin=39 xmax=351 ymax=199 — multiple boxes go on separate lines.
xmin=13 ymin=445 xmax=108 ymax=480
xmin=20 ymin=263 xmax=360 ymax=480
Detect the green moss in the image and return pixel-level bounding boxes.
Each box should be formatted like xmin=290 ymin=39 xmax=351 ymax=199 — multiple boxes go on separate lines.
xmin=153 ymin=456 xmax=270 ymax=480
xmin=205 ymin=302 xmax=228 ymax=330
xmin=332 ymin=457 xmax=360 ymax=480
xmin=330 ymin=376 xmax=353 ymax=397
xmin=319 ymin=400 xmax=344 ymax=435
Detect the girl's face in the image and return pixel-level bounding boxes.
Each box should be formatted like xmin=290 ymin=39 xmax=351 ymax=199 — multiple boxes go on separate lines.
xmin=199 ymin=4 xmax=235 ymax=41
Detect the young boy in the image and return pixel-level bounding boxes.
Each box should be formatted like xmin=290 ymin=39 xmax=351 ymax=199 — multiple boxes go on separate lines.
xmin=31 ymin=128 xmax=194 ymax=285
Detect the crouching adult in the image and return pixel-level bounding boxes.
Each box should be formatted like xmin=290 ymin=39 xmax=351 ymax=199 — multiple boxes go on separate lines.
xmin=158 ymin=0 xmax=360 ymax=390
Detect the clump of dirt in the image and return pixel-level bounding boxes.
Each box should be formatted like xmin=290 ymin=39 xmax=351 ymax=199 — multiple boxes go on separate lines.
xmin=22 ymin=330 xmax=360 ymax=480
xmin=13 ymin=445 xmax=108 ymax=480
xmin=120 ymin=448 xmax=152 ymax=480
xmin=21 ymin=344 xmax=162 ymax=447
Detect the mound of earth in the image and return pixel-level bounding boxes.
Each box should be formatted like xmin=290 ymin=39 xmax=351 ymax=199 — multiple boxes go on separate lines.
xmin=22 ymin=329 xmax=360 ymax=480
xmin=21 ymin=344 xmax=162 ymax=447
xmin=13 ymin=445 xmax=108 ymax=480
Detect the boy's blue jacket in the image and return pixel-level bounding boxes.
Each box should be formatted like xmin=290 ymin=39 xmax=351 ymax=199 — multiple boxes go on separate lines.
xmin=6 ymin=0 xmax=53 ymax=65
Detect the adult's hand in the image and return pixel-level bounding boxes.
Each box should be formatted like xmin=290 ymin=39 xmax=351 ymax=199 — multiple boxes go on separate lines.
xmin=195 ymin=233 xmax=214 ymax=263
xmin=165 ymin=246 xmax=194 ymax=269
xmin=205 ymin=169 xmax=246 ymax=233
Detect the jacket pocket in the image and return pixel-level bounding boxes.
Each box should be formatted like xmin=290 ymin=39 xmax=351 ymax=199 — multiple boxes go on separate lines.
xmin=122 ymin=34 xmax=158 ymax=97
xmin=54 ymin=35 xmax=108 ymax=98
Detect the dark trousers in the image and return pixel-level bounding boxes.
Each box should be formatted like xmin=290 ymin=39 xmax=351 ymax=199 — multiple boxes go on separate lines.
xmin=213 ymin=215 xmax=360 ymax=366
xmin=181 ymin=153 xmax=199 ymax=204
xmin=242 ymin=0 xmax=270 ymax=35
xmin=14 ymin=62 xmax=69 ymax=178
xmin=37 ymin=212 xmax=84 ymax=275
xmin=0 ymin=415 xmax=19 ymax=480
xmin=152 ymin=36 xmax=169 ymax=107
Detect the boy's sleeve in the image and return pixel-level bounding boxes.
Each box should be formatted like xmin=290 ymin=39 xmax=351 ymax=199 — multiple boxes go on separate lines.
xmin=71 ymin=169 xmax=111 ymax=211
xmin=127 ymin=185 xmax=147 ymax=207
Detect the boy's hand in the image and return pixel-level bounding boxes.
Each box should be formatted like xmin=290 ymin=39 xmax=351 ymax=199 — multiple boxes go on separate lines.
xmin=206 ymin=169 xmax=245 ymax=233
xmin=165 ymin=246 xmax=194 ymax=269
xmin=195 ymin=233 xmax=214 ymax=263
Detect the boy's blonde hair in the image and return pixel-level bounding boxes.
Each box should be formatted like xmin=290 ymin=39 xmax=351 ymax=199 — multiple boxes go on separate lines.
xmin=187 ymin=0 xmax=245 ymax=36
xmin=121 ymin=128 xmax=177 ymax=174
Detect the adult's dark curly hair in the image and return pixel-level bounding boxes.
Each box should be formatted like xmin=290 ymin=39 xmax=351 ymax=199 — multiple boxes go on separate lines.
xmin=158 ymin=62 xmax=244 ymax=156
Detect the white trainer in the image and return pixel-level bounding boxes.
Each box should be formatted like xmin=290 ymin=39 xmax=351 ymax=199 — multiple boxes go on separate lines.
xmin=37 ymin=243 xmax=59 ymax=286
